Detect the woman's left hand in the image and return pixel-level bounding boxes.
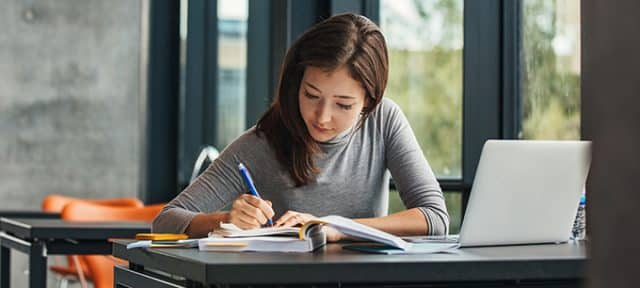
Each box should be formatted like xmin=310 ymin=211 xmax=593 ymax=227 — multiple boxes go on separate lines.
xmin=274 ymin=210 xmax=316 ymax=227
xmin=274 ymin=210 xmax=345 ymax=242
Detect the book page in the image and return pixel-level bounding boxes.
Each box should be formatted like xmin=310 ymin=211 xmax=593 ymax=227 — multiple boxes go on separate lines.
xmin=319 ymin=215 xmax=411 ymax=250
xmin=212 ymin=223 xmax=300 ymax=238
xmin=214 ymin=216 xmax=411 ymax=250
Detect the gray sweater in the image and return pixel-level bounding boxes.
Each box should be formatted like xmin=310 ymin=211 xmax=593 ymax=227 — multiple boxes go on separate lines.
xmin=153 ymin=98 xmax=449 ymax=235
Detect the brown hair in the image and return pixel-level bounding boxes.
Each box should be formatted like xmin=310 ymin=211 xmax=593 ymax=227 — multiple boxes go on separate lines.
xmin=256 ymin=13 xmax=389 ymax=186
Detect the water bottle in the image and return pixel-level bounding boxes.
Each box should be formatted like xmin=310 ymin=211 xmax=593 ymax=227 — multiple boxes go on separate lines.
xmin=571 ymin=193 xmax=586 ymax=240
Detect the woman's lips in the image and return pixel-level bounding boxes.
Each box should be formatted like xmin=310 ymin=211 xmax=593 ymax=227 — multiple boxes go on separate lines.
xmin=313 ymin=124 xmax=332 ymax=133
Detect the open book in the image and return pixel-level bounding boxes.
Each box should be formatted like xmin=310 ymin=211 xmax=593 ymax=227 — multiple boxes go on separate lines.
xmin=199 ymin=222 xmax=326 ymax=252
xmin=199 ymin=215 xmax=457 ymax=253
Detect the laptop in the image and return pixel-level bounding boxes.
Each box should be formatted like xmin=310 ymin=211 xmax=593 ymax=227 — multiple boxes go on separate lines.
xmin=405 ymin=140 xmax=591 ymax=247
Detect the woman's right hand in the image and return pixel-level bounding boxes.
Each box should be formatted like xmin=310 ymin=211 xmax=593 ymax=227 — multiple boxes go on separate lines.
xmin=228 ymin=194 xmax=275 ymax=230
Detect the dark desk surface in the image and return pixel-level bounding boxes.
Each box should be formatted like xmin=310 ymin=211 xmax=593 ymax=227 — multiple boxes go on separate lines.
xmin=113 ymin=240 xmax=586 ymax=285
xmin=1 ymin=218 xmax=150 ymax=240
xmin=1 ymin=218 xmax=150 ymax=288
xmin=0 ymin=210 xmax=59 ymax=219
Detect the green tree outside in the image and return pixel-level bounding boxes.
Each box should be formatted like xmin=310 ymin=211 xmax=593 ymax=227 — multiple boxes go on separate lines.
xmin=522 ymin=0 xmax=581 ymax=140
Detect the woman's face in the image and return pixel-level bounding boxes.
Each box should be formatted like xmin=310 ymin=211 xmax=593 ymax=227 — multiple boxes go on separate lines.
xmin=298 ymin=65 xmax=367 ymax=142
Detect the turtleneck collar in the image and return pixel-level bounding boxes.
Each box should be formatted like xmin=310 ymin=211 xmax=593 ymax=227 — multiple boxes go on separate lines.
xmin=316 ymin=115 xmax=362 ymax=147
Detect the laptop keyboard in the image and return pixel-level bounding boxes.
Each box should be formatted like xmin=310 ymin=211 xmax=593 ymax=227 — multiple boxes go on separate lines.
xmin=402 ymin=234 xmax=460 ymax=243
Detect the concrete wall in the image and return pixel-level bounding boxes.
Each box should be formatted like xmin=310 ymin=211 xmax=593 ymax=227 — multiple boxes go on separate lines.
xmin=0 ymin=0 xmax=142 ymax=286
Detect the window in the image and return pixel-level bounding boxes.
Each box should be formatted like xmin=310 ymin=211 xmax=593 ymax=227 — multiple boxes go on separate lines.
xmin=389 ymin=189 xmax=463 ymax=234
xmin=217 ymin=0 xmax=248 ymax=148
xmin=171 ymin=1 xmax=583 ymax=227
xmin=380 ymin=0 xmax=464 ymax=179
xmin=177 ymin=0 xmax=250 ymax=189
xmin=381 ymin=0 xmax=464 ymax=233
xmin=179 ymin=0 xmax=189 ymax=122
xmin=522 ymin=0 xmax=581 ymax=140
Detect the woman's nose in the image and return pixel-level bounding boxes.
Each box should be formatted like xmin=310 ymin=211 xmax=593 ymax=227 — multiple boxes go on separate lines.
xmin=315 ymin=103 xmax=331 ymax=124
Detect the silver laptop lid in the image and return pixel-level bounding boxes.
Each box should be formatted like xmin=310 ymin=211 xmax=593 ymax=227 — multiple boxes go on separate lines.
xmin=459 ymin=140 xmax=591 ymax=247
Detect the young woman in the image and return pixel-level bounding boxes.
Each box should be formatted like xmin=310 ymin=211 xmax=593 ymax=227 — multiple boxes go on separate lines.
xmin=153 ymin=13 xmax=449 ymax=241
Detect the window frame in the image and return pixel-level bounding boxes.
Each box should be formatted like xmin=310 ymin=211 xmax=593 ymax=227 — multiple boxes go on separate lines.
xmin=143 ymin=0 xmax=525 ymax=215
xmin=378 ymin=0 xmax=522 ymax=219
xmin=178 ymin=0 xmax=219 ymax=190
xmin=141 ymin=0 xmax=180 ymax=204
xmin=461 ymin=0 xmax=522 ymax=216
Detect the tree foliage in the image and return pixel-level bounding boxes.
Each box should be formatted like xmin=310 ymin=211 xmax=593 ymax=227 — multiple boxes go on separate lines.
xmin=522 ymin=0 xmax=581 ymax=140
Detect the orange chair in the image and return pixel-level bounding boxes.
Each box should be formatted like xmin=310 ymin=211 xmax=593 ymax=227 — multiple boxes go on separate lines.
xmin=42 ymin=194 xmax=143 ymax=212
xmin=42 ymin=195 xmax=144 ymax=287
xmin=61 ymin=202 xmax=166 ymax=288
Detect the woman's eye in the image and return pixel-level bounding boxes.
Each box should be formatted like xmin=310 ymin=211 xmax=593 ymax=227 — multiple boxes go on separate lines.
xmin=337 ymin=103 xmax=353 ymax=110
xmin=304 ymin=92 xmax=319 ymax=99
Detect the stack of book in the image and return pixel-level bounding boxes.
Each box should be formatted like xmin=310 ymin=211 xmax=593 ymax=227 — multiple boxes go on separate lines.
xmin=199 ymin=215 xmax=458 ymax=254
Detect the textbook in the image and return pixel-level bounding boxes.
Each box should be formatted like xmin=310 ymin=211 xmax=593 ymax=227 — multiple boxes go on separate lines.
xmin=199 ymin=223 xmax=326 ymax=252
xmin=199 ymin=215 xmax=418 ymax=253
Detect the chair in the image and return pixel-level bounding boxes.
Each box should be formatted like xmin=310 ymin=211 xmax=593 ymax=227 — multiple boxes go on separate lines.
xmin=42 ymin=194 xmax=143 ymax=212
xmin=61 ymin=202 xmax=165 ymax=288
xmin=61 ymin=202 xmax=164 ymax=222
xmin=190 ymin=146 xmax=219 ymax=184
xmin=42 ymin=195 xmax=144 ymax=287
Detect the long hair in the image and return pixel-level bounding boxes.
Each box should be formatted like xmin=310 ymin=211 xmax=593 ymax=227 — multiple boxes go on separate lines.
xmin=256 ymin=13 xmax=389 ymax=186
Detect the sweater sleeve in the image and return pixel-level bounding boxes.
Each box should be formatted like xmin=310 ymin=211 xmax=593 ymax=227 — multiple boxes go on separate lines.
xmin=381 ymin=99 xmax=450 ymax=235
xmin=152 ymin=131 xmax=258 ymax=233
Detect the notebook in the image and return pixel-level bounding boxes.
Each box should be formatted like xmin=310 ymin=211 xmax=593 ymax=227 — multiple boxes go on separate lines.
xmin=126 ymin=239 xmax=199 ymax=249
xmin=199 ymin=215 xmax=457 ymax=253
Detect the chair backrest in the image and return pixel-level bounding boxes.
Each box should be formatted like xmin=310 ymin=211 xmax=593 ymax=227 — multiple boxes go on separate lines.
xmin=43 ymin=195 xmax=144 ymax=284
xmin=190 ymin=146 xmax=220 ymax=183
xmin=42 ymin=194 xmax=143 ymax=213
xmin=61 ymin=202 xmax=165 ymax=222
xmin=60 ymin=201 xmax=166 ymax=288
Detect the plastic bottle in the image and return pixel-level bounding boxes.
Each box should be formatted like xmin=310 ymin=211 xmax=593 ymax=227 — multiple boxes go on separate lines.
xmin=571 ymin=194 xmax=586 ymax=240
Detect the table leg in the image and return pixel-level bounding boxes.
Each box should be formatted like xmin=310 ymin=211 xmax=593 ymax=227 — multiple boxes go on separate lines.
xmin=1 ymin=245 xmax=10 ymax=288
xmin=28 ymin=242 xmax=46 ymax=288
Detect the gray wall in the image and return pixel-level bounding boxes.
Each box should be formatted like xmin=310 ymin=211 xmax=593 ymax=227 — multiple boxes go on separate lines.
xmin=582 ymin=1 xmax=640 ymax=287
xmin=0 ymin=0 xmax=142 ymax=286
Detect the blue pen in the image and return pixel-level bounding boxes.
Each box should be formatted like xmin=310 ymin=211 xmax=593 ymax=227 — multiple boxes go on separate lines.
xmin=237 ymin=162 xmax=274 ymax=226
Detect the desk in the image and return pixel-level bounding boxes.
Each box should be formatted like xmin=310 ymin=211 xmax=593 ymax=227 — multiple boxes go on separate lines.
xmin=112 ymin=240 xmax=586 ymax=287
xmin=0 ymin=211 xmax=59 ymax=219
xmin=0 ymin=218 xmax=149 ymax=288
xmin=0 ymin=212 xmax=58 ymax=287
